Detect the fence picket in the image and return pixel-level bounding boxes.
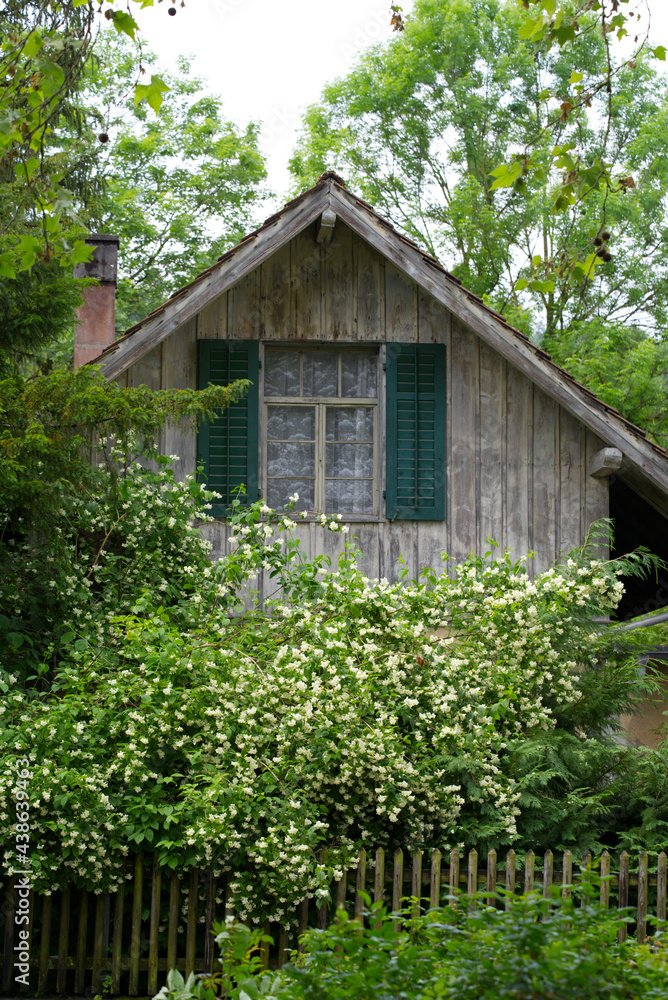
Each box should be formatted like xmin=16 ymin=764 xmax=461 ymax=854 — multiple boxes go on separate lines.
xmin=542 ymin=852 xmax=553 ymax=921
xmin=37 ymin=894 xmax=52 ymax=994
xmin=92 ymin=894 xmax=105 ymax=995
xmin=449 ymin=850 xmax=459 ymax=905
xmin=618 ymin=851 xmax=630 ymax=944
xmin=318 ymin=898 xmax=328 ymax=930
xmin=371 ymin=848 xmax=385 ymax=930
xmin=581 ymin=850 xmax=592 ymax=908
xmin=658 ymin=852 xmax=667 ymax=923
xmin=637 ymin=852 xmax=648 ymax=944
xmin=392 ymin=849 xmax=403 ymax=914
xmin=129 ymin=853 xmax=144 ymax=995
xmin=74 ymin=889 xmax=88 ymax=995
xmin=148 ymin=861 xmax=162 ymax=995
xmin=486 ymin=850 xmax=496 ymax=906
xmin=505 ymin=850 xmax=516 ymax=910
xmin=411 ymin=850 xmax=422 ymax=919
xmin=467 ymin=849 xmax=478 ymax=910
xmin=355 ymin=849 xmax=367 ymax=922
xmin=600 ymin=851 xmax=611 ymax=910
xmin=580 ymin=851 xmax=591 ymax=907
xmin=260 ymin=921 xmax=270 ymax=970
xmin=277 ymin=925 xmax=290 ymax=968
xmin=374 ymin=848 xmax=385 ymax=906
xmin=430 ymin=849 xmax=441 ymax=908
xmin=185 ymin=870 xmax=198 ymax=979
xmin=203 ymin=875 xmax=216 ymax=975
xmin=562 ymin=851 xmax=573 ymax=899
xmin=56 ymin=886 xmax=70 ymax=994
xmin=111 ymin=885 xmax=124 ymax=995
xmin=524 ymin=851 xmax=535 ymax=894
xmin=167 ymin=875 xmax=179 ymax=977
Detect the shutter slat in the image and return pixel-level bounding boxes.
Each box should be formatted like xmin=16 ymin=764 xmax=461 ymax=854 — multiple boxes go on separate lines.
xmin=386 ymin=343 xmax=445 ymax=521
xmin=198 ymin=340 xmax=259 ymax=516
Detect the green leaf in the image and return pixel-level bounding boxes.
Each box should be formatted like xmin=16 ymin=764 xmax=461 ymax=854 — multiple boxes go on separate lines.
xmin=16 ymin=235 xmax=41 ymax=272
xmin=568 ymin=70 xmax=583 ymax=84
xmin=167 ymin=969 xmax=185 ymax=991
xmin=653 ymin=45 xmax=667 ymax=61
xmin=489 ymin=161 xmax=523 ymax=190
xmin=112 ymin=11 xmax=139 ymax=41
xmin=14 ymin=157 xmax=40 ymax=181
xmin=22 ymin=34 xmax=42 ymax=59
xmin=518 ymin=15 xmax=546 ymax=41
xmin=572 ymin=252 xmax=600 ymax=280
xmin=134 ymin=74 xmax=170 ymax=115
xmin=71 ymin=240 xmax=94 ymax=266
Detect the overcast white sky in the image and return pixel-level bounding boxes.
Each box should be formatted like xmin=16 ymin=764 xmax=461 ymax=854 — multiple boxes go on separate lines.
xmin=130 ymin=0 xmax=668 ymax=207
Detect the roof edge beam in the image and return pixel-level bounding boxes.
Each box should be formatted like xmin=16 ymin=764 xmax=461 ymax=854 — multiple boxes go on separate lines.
xmin=590 ymin=447 xmax=623 ymax=478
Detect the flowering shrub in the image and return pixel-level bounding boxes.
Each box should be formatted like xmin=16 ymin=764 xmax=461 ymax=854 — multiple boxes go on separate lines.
xmin=1 ymin=454 xmax=667 ymax=923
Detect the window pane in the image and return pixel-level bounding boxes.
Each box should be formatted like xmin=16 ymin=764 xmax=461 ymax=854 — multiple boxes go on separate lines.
xmin=267 ymin=442 xmax=315 ymax=477
xmin=326 ymin=406 xmax=374 ymax=442
xmin=267 ymin=405 xmax=315 ymax=441
xmin=264 ymin=351 xmax=300 ymax=396
xmin=266 ymin=479 xmax=314 ymax=511
xmin=326 ymin=479 xmax=374 ymax=513
xmin=303 ymin=352 xmax=338 ymax=396
xmin=341 ymin=352 xmax=377 ymax=397
xmin=326 ymin=443 xmax=374 ymax=478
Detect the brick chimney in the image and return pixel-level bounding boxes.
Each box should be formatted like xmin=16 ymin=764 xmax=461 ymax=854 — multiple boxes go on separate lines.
xmin=73 ymin=234 xmax=119 ymax=370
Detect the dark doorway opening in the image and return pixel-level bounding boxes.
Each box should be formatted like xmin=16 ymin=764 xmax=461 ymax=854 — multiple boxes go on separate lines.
xmin=610 ymin=476 xmax=668 ymax=621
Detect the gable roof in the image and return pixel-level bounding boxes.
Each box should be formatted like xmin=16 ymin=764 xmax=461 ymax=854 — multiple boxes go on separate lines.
xmin=93 ymin=171 xmax=668 ymax=518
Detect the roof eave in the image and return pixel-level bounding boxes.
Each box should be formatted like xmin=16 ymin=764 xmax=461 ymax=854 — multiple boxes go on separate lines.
xmin=96 ymin=179 xmax=334 ymax=381
xmin=91 ymin=173 xmax=668 ymax=518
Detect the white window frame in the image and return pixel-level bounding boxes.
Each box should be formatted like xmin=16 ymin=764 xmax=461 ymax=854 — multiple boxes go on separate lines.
xmin=260 ymin=345 xmax=381 ymax=519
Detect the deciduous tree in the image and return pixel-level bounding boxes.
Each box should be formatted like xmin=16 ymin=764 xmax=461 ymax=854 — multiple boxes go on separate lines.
xmin=66 ymin=33 xmax=267 ymax=332
xmin=290 ymin=0 xmax=668 ymax=442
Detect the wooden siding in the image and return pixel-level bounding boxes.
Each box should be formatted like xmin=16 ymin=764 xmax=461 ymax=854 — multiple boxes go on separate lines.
xmin=122 ymin=221 xmax=609 ymax=585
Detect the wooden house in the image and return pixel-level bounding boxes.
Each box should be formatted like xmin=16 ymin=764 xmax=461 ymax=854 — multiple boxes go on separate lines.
xmin=85 ymin=173 xmax=668 ymax=642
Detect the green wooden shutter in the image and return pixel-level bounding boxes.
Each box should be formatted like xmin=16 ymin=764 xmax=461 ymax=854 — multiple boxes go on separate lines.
xmin=386 ymin=343 xmax=445 ymax=521
xmin=197 ymin=340 xmax=259 ymax=517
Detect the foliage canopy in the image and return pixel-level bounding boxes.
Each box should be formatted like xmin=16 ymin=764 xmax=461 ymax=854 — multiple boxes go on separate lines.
xmin=156 ymin=893 xmax=668 ymax=1000
xmin=289 ymin=0 xmax=668 ymax=444
xmin=0 ymin=1 xmax=174 ymax=273
xmin=66 ymin=33 xmax=267 ymax=332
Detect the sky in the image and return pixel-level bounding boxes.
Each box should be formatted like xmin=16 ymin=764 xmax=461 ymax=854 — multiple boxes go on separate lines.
xmin=131 ymin=0 xmax=668 ymax=208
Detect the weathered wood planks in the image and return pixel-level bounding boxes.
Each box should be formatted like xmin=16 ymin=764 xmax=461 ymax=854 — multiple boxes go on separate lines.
xmin=116 ymin=220 xmax=611 ymax=583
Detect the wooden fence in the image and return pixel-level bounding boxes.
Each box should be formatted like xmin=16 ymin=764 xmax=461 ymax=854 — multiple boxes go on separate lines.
xmin=1 ymin=846 xmax=666 ymax=996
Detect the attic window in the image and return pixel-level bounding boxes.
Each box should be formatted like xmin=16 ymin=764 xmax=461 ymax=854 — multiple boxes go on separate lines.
xmin=263 ymin=348 xmax=378 ymax=514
